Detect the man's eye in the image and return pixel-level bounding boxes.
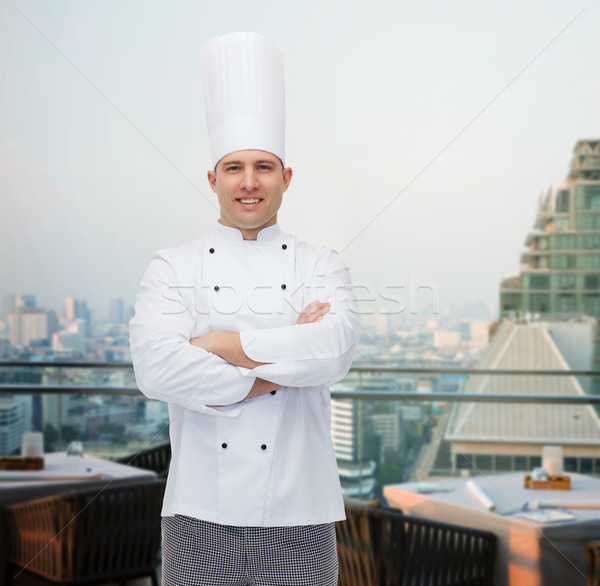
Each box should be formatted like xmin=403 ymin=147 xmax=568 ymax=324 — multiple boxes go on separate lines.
xmin=258 ymin=165 xmax=271 ymax=171
xmin=226 ymin=166 xmax=240 ymax=172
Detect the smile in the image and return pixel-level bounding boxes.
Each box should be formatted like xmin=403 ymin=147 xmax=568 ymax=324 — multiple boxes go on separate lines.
xmin=237 ymin=198 xmax=262 ymax=204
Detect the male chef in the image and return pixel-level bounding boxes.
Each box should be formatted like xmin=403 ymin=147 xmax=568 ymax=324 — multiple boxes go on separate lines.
xmin=130 ymin=32 xmax=360 ymax=586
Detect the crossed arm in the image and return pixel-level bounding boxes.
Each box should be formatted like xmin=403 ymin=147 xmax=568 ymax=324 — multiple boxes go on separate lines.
xmin=131 ymin=246 xmax=359 ymax=414
xmin=189 ymin=301 xmax=331 ymax=399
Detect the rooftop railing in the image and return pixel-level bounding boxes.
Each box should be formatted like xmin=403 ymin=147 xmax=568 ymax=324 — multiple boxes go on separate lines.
xmin=1 ymin=361 xmax=599 ymax=497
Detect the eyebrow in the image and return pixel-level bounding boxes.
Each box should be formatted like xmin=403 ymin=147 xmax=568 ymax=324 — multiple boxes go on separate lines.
xmin=221 ymin=159 xmax=277 ymax=166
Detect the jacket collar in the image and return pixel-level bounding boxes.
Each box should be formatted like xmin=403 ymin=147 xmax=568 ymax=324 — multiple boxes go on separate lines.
xmin=213 ymin=221 xmax=283 ymax=242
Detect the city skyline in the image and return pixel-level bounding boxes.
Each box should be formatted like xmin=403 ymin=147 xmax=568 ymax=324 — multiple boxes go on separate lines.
xmin=1 ymin=1 xmax=598 ymax=315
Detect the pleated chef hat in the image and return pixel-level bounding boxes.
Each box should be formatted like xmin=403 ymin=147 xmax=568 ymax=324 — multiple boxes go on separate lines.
xmin=201 ymin=32 xmax=285 ymax=168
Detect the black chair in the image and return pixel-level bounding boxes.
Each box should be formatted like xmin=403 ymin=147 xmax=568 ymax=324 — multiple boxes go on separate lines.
xmin=336 ymin=499 xmax=497 ymax=586
xmin=116 ymin=442 xmax=171 ymax=478
xmin=4 ymin=479 xmax=165 ymax=586
xmin=588 ymin=540 xmax=600 ymax=586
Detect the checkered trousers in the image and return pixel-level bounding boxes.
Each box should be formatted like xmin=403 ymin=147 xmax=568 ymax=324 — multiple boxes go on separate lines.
xmin=161 ymin=515 xmax=338 ymax=586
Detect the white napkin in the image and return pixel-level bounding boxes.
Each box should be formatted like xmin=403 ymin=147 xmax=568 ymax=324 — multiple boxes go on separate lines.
xmin=466 ymin=480 xmax=497 ymax=511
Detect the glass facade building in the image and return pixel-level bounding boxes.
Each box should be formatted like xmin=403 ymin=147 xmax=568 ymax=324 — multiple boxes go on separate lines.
xmin=500 ymin=140 xmax=600 ymax=386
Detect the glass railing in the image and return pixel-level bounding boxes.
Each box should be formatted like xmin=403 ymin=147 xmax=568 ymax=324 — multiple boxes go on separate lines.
xmin=0 ymin=361 xmax=162 ymax=460
xmin=1 ymin=361 xmax=599 ymax=502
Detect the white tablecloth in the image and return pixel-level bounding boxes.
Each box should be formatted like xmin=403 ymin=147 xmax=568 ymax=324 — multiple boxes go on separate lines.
xmin=0 ymin=452 xmax=155 ymax=492
xmin=384 ymin=472 xmax=600 ymax=586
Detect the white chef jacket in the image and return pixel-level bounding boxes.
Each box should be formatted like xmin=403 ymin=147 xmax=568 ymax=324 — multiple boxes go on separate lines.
xmin=129 ymin=222 xmax=360 ymax=527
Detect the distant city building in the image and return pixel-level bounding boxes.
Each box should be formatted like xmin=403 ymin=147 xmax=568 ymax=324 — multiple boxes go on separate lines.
xmin=433 ymin=331 xmax=460 ymax=349
xmin=53 ymin=319 xmax=87 ymax=354
xmin=65 ymin=297 xmax=77 ymax=321
xmin=377 ymin=314 xmax=392 ymax=343
xmin=85 ymin=400 xmax=138 ymax=438
xmin=0 ymin=397 xmax=32 ymax=456
xmin=2 ymin=294 xmax=16 ymax=320
xmin=458 ymin=319 xmax=471 ymax=341
xmin=8 ymin=308 xmax=59 ymax=347
xmin=109 ymin=298 xmax=125 ymax=326
xmin=331 ymin=390 xmax=377 ymax=499
xmin=66 ymin=297 xmax=88 ymax=321
xmin=15 ymin=294 xmax=36 ymax=309
xmin=371 ymin=413 xmax=402 ymax=451
xmin=42 ymin=393 xmax=82 ymax=434
xmin=470 ymin=321 xmax=490 ymax=344
xmin=416 ymin=380 xmax=433 ymax=393
xmin=64 ymin=297 xmax=91 ymax=334
xmin=500 ymin=139 xmax=600 ymax=382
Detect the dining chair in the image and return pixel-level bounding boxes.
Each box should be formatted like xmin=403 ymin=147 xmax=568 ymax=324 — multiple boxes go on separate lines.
xmin=336 ymin=499 xmax=383 ymax=586
xmin=336 ymin=498 xmax=497 ymax=586
xmin=116 ymin=442 xmax=171 ymax=478
xmin=588 ymin=540 xmax=600 ymax=586
xmin=4 ymin=478 xmax=165 ymax=586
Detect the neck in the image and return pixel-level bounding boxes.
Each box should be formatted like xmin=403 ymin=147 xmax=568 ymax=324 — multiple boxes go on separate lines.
xmin=218 ymin=217 xmax=277 ymax=241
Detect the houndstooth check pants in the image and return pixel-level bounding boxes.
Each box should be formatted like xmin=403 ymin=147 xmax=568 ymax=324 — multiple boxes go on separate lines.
xmin=162 ymin=515 xmax=338 ymax=586
xmin=161 ymin=515 xmax=338 ymax=586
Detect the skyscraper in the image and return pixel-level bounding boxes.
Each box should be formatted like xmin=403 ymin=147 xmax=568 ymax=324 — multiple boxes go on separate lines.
xmin=331 ymin=396 xmax=377 ymax=499
xmin=109 ymin=298 xmax=125 ymax=326
xmin=65 ymin=297 xmax=79 ymax=321
xmin=8 ymin=308 xmax=59 ymax=347
xmin=500 ymin=139 xmax=600 ymax=388
xmin=65 ymin=297 xmax=91 ymax=334
xmin=0 ymin=397 xmax=33 ymax=455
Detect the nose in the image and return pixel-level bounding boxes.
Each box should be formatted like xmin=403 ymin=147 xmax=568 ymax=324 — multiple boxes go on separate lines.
xmin=240 ymin=168 xmax=258 ymax=191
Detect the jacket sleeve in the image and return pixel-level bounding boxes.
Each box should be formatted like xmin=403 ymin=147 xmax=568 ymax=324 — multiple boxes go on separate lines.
xmin=129 ymin=249 xmax=255 ymax=416
xmin=239 ymin=247 xmax=360 ymax=387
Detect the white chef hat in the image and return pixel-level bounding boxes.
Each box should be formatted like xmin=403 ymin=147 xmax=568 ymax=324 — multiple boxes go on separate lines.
xmin=201 ymin=32 xmax=285 ymax=168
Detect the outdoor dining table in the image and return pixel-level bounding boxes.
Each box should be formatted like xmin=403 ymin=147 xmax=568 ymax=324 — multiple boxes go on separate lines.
xmin=384 ymin=472 xmax=600 ymax=586
xmin=0 ymin=451 xmax=158 ymax=584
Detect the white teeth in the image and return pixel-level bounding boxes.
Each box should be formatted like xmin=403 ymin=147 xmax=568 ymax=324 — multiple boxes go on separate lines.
xmin=240 ymin=198 xmax=260 ymax=204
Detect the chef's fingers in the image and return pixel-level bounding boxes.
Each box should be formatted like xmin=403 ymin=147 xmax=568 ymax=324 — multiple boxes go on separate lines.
xmin=313 ymin=304 xmax=331 ymax=318
xmin=296 ymin=301 xmax=330 ymax=325
xmin=303 ymin=301 xmax=330 ymax=317
xmin=305 ymin=301 xmax=331 ymax=314
xmin=307 ymin=309 xmax=329 ymax=322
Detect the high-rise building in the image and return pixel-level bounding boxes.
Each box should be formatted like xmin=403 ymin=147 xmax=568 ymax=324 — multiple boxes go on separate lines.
xmin=330 ymin=384 xmax=377 ymax=499
xmin=500 ymin=139 xmax=600 ymax=383
xmin=53 ymin=319 xmax=87 ymax=354
xmin=65 ymin=297 xmax=91 ymax=334
xmin=109 ymin=298 xmax=125 ymax=326
xmin=371 ymin=413 xmax=403 ymax=451
xmin=0 ymin=397 xmax=33 ymax=456
xmin=8 ymin=308 xmax=59 ymax=347
xmin=65 ymin=297 xmax=78 ymax=321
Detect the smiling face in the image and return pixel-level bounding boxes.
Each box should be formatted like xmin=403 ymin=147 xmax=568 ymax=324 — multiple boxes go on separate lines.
xmin=207 ymin=150 xmax=293 ymax=241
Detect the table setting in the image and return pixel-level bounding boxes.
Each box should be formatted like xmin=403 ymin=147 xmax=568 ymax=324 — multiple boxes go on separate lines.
xmin=384 ymin=448 xmax=600 ymax=586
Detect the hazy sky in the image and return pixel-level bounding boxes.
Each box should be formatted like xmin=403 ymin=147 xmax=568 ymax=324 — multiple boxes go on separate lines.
xmin=1 ymin=0 xmax=598 ymax=320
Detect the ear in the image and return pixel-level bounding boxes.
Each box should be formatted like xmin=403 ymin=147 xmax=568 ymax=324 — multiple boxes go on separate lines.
xmin=207 ymin=170 xmax=217 ymax=193
xmin=282 ymin=167 xmax=293 ymax=192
